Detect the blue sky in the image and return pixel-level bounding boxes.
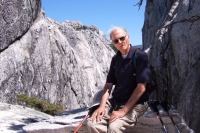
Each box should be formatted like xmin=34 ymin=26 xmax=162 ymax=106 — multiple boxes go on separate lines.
xmin=42 ymin=0 xmax=146 ymax=46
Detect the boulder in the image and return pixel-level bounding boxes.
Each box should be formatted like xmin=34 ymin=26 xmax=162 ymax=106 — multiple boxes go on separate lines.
xmin=0 ymin=102 xmax=52 ymax=133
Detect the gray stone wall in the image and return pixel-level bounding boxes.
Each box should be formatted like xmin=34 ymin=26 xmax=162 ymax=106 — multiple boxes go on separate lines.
xmin=142 ymin=0 xmax=200 ymax=132
xmin=0 ymin=0 xmax=41 ymax=51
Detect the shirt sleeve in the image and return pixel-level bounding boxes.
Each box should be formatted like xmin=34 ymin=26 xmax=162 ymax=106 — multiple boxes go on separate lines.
xmin=106 ymin=55 xmax=117 ymax=84
xmin=136 ymin=51 xmax=152 ymax=83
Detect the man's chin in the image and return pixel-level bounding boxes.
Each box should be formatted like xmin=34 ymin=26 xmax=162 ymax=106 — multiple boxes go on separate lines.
xmin=120 ymin=46 xmax=128 ymax=51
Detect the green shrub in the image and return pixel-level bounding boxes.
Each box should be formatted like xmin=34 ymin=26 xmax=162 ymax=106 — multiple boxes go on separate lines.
xmin=74 ymin=25 xmax=89 ymax=31
xmin=16 ymin=94 xmax=65 ymax=116
xmin=108 ymin=43 xmax=118 ymax=52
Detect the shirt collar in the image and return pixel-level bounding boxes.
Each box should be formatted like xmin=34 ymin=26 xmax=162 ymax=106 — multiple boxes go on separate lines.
xmin=116 ymin=44 xmax=136 ymax=59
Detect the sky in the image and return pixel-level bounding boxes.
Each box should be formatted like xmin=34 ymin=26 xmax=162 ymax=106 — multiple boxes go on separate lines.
xmin=41 ymin=0 xmax=146 ymax=46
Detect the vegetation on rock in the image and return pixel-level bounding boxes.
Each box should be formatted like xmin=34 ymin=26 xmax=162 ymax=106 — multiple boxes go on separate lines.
xmin=17 ymin=94 xmax=65 ymax=116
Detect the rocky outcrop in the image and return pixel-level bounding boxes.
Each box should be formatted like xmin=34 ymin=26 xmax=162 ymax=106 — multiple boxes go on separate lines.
xmin=23 ymin=102 xmax=194 ymax=133
xmin=0 ymin=102 xmax=52 ymax=133
xmin=0 ymin=102 xmax=194 ymax=133
xmin=142 ymin=0 xmax=200 ymax=132
xmin=0 ymin=8 xmax=114 ymax=110
xmin=0 ymin=0 xmax=41 ymax=51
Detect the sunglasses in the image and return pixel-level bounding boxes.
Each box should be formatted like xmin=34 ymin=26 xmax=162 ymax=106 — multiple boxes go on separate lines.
xmin=112 ymin=35 xmax=127 ymax=44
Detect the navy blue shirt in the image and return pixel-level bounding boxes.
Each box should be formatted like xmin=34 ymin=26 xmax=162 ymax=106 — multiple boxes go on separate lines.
xmin=106 ymin=45 xmax=152 ymax=105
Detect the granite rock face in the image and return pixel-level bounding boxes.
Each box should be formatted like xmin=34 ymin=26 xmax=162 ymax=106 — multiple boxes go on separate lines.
xmin=0 ymin=102 xmax=194 ymax=133
xmin=0 ymin=9 xmax=114 ymax=110
xmin=142 ymin=0 xmax=200 ymax=132
xmin=0 ymin=102 xmax=53 ymax=133
xmin=0 ymin=0 xmax=41 ymax=51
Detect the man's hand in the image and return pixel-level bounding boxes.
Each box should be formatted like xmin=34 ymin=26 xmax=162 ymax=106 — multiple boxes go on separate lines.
xmin=90 ymin=106 xmax=105 ymax=123
xmin=109 ymin=109 xmax=126 ymax=123
xmin=109 ymin=83 xmax=147 ymax=124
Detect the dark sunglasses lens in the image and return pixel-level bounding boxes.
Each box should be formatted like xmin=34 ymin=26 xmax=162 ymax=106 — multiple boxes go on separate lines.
xmin=120 ymin=37 xmax=125 ymax=41
xmin=113 ymin=36 xmax=126 ymax=44
xmin=113 ymin=40 xmax=118 ymax=44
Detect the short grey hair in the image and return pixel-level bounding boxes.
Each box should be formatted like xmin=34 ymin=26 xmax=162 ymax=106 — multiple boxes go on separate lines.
xmin=108 ymin=26 xmax=127 ymax=40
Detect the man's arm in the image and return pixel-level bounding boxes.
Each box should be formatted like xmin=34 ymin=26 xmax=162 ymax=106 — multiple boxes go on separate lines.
xmin=99 ymin=83 xmax=113 ymax=107
xmin=90 ymin=83 xmax=113 ymax=122
xmin=122 ymin=83 xmax=146 ymax=113
xmin=109 ymin=83 xmax=146 ymax=123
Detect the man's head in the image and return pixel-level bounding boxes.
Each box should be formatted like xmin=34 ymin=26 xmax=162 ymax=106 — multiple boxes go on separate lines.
xmin=108 ymin=27 xmax=130 ymax=55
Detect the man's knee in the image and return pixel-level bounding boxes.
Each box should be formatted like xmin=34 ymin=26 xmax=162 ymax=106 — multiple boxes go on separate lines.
xmin=86 ymin=119 xmax=94 ymax=128
xmin=86 ymin=119 xmax=102 ymax=129
xmin=87 ymin=119 xmax=108 ymax=133
xmin=108 ymin=121 xmax=124 ymax=133
xmin=108 ymin=122 xmax=117 ymax=132
xmin=86 ymin=119 xmax=95 ymax=132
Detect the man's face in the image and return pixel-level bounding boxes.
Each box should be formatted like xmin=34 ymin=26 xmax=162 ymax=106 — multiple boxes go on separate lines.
xmin=111 ymin=28 xmax=130 ymax=53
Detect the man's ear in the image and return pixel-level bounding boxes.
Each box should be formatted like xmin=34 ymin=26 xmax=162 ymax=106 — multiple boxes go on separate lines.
xmin=127 ymin=35 xmax=130 ymax=42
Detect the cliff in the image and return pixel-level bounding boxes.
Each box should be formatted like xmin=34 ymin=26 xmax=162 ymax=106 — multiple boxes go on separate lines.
xmin=0 ymin=0 xmax=41 ymax=51
xmin=143 ymin=0 xmax=200 ymax=132
xmin=0 ymin=0 xmax=114 ymax=111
